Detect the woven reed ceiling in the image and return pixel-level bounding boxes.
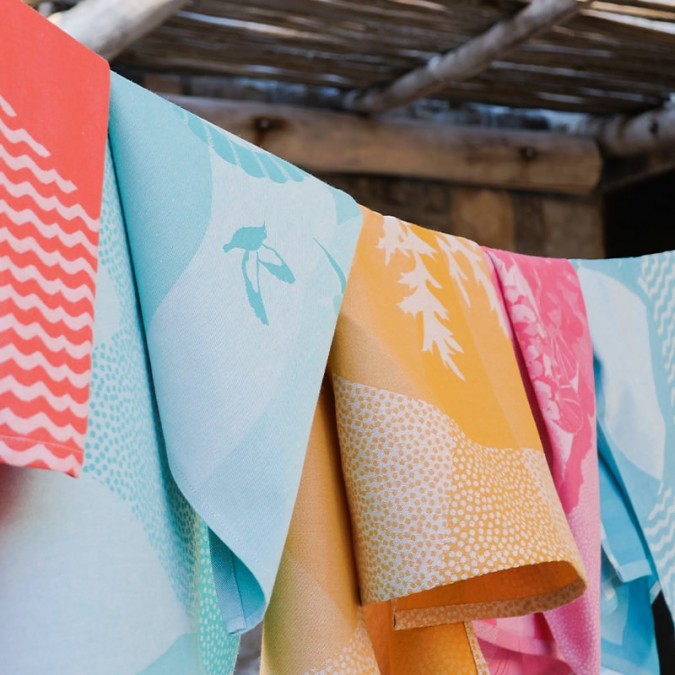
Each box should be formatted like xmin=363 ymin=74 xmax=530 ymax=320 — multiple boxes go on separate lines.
xmin=96 ymin=0 xmax=675 ymax=114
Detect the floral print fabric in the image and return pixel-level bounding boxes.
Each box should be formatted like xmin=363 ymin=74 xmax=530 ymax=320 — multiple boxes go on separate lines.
xmin=477 ymin=250 xmax=600 ymax=675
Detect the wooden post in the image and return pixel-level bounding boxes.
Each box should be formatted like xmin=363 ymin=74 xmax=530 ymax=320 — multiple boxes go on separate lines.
xmin=345 ymin=0 xmax=587 ymax=114
xmin=49 ymin=0 xmax=189 ymax=60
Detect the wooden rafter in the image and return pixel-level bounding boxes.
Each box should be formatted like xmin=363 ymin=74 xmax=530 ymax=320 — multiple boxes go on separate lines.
xmin=166 ymin=94 xmax=601 ymax=195
xmin=50 ymin=0 xmax=190 ymax=61
xmin=582 ymin=104 xmax=675 ymax=156
xmin=344 ymin=0 xmax=590 ymax=114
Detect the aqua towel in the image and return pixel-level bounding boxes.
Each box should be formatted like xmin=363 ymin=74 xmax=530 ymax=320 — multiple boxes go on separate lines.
xmin=598 ymin=452 xmax=659 ymax=675
xmin=0 ymin=149 xmax=239 ymax=674
xmin=108 ymin=74 xmax=362 ymax=633
xmin=575 ymin=252 xmax=674 ymax=673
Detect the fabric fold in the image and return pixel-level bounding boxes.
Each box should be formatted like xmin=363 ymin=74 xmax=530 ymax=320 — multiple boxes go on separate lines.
xmin=0 ymin=147 xmax=239 ymax=674
xmin=261 ymin=381 xmax=492 ymax=674
xmin=261 ymin=209 xmax=586 ymax=673
xmin=0 ymin=0 xmax=109 ymax=475
xmin=574 ymin=252 xmax=674 ymax=672
xmin=476 ymin=249 xmax=600 ymax=675
xmin=330 ymin=208 xmax=586 ymax=631
xmin=261 ymin=382 xmax=380 ymax=674
xmin=598 ymin=452 xmax=660 ymax=675
xmin=107 ymin=73 xmax=363 ymax=633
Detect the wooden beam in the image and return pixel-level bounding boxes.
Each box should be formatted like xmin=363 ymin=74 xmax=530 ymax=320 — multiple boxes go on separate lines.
xmin=344 ymin=0 xmax=587 ymax=114
xmin=165 ymin=94 xmax=602 ymax=195
xmin=582 ymin=104 xmax=675 ymax=156
xmin=49 ymin=0 xmax=189 ymax=61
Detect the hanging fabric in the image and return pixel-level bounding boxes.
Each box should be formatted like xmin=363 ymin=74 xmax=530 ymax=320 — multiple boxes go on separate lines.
xmin=574 ymin=252 xmax=675 ymax=673
xmin=107 ymin=73 xmax=363 ymax=635
xmin=0 ymin=0 xmax=108 ymax=475
xmin=0 ymin=147 xmax=239 ymax=674
xmin=475 ymin=250 xmax=600 ymax=674
xmin=262 ymin=208 xmax=588 ymax=673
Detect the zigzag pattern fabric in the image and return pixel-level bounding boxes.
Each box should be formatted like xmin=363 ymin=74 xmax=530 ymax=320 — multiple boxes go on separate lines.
xmin=0 ymin=0 xmax=108 ymax=475
xmin=640 ymin=251 xmax=675 ymax=606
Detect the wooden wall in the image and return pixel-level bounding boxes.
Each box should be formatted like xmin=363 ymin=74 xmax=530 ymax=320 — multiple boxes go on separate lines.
xmin=321 ymin=174 xmax=604 ymax=259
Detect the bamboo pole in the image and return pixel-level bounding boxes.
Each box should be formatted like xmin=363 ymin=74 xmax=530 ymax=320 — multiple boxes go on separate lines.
xmin=49 ymin=0 xmax=190 ymax=60
xmin=344 ymin=0 xmax=588 ymax=114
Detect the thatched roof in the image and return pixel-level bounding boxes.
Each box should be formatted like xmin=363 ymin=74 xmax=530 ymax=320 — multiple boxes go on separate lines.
xmin=60 ymin=0 xmax=675 ymax=116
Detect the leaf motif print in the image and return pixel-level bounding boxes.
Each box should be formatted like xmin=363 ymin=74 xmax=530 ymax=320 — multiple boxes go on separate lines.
xmin=435 ymin=233 xmax=509 ymax=335
xmin=377 ymin=216 xmax=507 ymax=379
xmin=258 ymin=244 xmax=295 ymax=283
xmin=315 ymin=238 xmax=348 ymax=315
xmin=378 ymin=216 xmax=466 ymax=378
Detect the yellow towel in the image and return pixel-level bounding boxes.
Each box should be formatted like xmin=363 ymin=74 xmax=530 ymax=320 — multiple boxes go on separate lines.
xmin=262 ymin=207 xmax=586 ymax=673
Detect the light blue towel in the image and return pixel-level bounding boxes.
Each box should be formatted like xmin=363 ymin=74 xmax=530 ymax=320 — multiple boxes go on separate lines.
xmin=575 ymin=252 xmax=674 ymax=673
xmin=598 ymin=451 xmax=659 ymax=675
xmin=108 ymin=74 xmax=363 ymax=634
xmin=0 ymin=149 xmax=239 ymax=674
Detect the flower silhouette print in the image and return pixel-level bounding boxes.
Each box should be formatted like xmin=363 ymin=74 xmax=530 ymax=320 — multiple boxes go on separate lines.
xmin=223 ymin=223 xmax=295 ymax=325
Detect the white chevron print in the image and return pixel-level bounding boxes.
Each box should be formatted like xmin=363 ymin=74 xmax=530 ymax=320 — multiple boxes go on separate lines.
xmin=0 ymin=344 xmax=88 ymax=387
xmin=0 ymin=94 xmax=16 ymax=117
xmin=639 ymin=252 xmax=675 ymax=410
xmin=0 ymin=374 xmax=88 ymax=416
xmin=639 ymin=252 xmax=675 ymax=608
xmin=0 ymin=317 xmax=93 ymax=359
xmin=0 ymin=228 xmax=96 ymax=278
xmin=0 ymin=286 xmax=93 ymax=330
xmin=0 ymin=257 xmax=95 ymax=302
xmin=0 ymin=115 xmax=49 ymax=157
xmin=0 ymin=141 xmax=75 ymax=193
xmin=0 ymin=170 xmax=98 ymax=231
xmin=0 ymin=408 xmax=85 ymax=446
xmin=0 ymin=442 xmax=81 ymax=474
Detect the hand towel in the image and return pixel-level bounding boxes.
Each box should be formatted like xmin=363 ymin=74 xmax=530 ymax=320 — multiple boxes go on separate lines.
xmin=0 ymin=0 xmax=108 ymax=475
xmin=0 ymin=148 xmax=239 ymax=674
xmin=107 ymin=73 xmax=363 ymax=633
xmin=476 ymin=249 xmax=600 ymax=675
xmin=574 ymin=252 xmax=674 ymax=672
xmin=261 ymin=208 xmax=587 ymax=673
xmin=575 ymin=253 xmax=674 ymax=610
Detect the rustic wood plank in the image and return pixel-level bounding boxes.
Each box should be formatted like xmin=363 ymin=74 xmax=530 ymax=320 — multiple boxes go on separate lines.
xmin=451 ymin=188 xmax=516 ymax=249
xmin=344 ymin=0 xmax=587 ymax=113
xmin=164 ymin=94 xmax=601 ymax=194
xmin=541 ymin=197 xmax=604 ymax=258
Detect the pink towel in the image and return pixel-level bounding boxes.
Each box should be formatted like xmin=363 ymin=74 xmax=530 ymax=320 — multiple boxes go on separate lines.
xmin=477 ymin=249 xmax=600 ymax=675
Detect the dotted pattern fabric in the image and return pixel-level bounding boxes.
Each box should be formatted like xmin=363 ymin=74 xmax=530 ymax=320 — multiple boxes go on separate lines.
xmin=333 ymin=374 xmax=585 ymax=618
xmin=84 ymin=152 xmax=238 ymax=673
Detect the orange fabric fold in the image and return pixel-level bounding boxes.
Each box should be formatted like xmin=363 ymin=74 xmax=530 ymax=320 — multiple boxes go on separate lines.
xmin=262 ymin=207 xmax=586 ymax=673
